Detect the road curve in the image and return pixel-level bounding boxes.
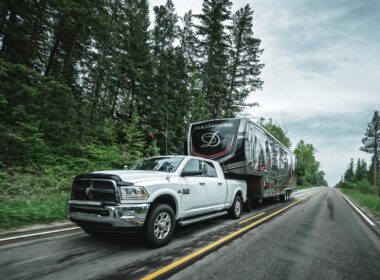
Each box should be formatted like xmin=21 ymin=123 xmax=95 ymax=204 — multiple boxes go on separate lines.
xmin=170 ymin=188 xmax=380 ymax=280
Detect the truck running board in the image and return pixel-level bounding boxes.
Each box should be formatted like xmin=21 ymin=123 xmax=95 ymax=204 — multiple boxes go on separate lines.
xmin=178 ymin=211 xmax=228 ymax=226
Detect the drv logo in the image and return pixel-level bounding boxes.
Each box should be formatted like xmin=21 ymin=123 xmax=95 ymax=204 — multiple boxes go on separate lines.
xmin=201 ymin=131 xmax=221 ymax=147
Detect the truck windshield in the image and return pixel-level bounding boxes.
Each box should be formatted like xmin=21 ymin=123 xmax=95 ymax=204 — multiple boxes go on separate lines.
xmin=127 ymin=157 xmax=184 ymax=172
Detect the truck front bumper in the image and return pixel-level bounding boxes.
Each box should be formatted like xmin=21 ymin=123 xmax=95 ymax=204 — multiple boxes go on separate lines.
xmin=68 ymin=200 xmax=150 ymax=231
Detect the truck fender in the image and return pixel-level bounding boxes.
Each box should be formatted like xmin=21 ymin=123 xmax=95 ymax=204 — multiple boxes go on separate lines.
xmin=230 ymin=187 xmax=247 ymax=205
xmin=147 ymin=188 xmax=180 ymax=218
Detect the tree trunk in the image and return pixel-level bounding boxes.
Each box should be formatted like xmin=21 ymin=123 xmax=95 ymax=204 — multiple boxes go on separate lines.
xmin=62 ymin=26 xmax=81 ymax=78
xmin=227 ymin=28 xmax=243 ymax=115
xmin=1 ymin=0 xmax=16 ymax=51
xmin=44 ymin=19 xmax=64 ymax=76
xmin=0 ymin=0 xmax=11 ymax=32
xmin=80 ymin=65 xmax=103 ymax=142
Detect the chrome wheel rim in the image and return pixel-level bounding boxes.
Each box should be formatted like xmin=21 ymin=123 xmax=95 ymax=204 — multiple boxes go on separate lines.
xmin=153 ymin=212 xmax=171 ymax=240
xmin=235 ymin=200 xmax=241 ymax=216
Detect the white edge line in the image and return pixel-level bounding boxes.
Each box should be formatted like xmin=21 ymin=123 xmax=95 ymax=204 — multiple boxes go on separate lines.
xmin=338 ymin=190 xmax=375 ymax=226
xmin=0 ymin=227 xmax=80 ymax=242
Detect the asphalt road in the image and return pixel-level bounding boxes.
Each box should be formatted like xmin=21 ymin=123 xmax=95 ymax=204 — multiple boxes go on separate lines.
xmin=170 ymin=188 xmax=380 ymax=280
xmin=0 ymin=187 xmax=379 ymax=280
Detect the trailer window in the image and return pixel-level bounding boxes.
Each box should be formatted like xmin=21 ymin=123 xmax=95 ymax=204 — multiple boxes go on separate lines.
xmin=204 ymin=161 xmax=217 ymax=177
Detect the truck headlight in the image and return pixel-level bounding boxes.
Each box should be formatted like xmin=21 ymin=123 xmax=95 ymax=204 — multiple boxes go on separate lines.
xmin=120 ymin=186 xmax=149 ymax=200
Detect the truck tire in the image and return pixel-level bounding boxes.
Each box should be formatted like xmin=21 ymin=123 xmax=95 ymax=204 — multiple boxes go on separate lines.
xmin=144 ymin=204 xmax=175 ymax=248
xmin=279 ymin=193 xmax=286 ymax=203
xmin=229 ymin=195 xmax=243 ymax=219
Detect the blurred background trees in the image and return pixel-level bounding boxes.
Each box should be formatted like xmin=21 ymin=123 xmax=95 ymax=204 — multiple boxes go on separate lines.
xmin=0 ymin=0 xmax=264 ymax=172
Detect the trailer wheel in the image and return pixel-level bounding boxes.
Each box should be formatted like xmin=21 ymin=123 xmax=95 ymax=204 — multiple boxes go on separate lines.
xmin=284 ymin=190 xmax=291 ymax=201
xmin=229 ymin=195 xmax=243 ymax=219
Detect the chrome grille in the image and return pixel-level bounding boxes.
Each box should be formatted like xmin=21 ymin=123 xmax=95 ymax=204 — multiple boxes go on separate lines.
xmin=72 ymin=179 xmax=117 ymax=203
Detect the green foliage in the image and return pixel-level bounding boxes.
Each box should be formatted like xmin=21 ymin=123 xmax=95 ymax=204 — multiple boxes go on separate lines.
xmin=342 ymin=189 xmax=380 ymax=219
xmin=360 ymin=111 xmax=380 ymax=189
xmin=337 ymin=157 xmax=378 ymax=195
xmin=120 ymin=112 xmax=147 ymax=164
xmin=357 ymin=179 xmax=372 ymax=194
xmin=196 ymin=0 xmax=232 ymax=118
xmin=294 ymin=140 xmax=327 ymax=186
xmin=260 ymin=118 xmax=292 ymax=148
xmin=343 ymin=158 xmax=355 ymax=182
xmin=0 ymin=193 xmax=69 ymax=230
xmin=226 ymin=5 xmax=264 ymax=116
xmin=0 ymin=0 xmax=265 ymax=229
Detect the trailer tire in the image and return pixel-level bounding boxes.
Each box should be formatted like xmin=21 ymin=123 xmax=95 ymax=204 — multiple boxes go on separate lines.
xmin=229 ymin=195 xmax=243 ymax=219
xmin=144 ymin=204 xmax=175 ymax=248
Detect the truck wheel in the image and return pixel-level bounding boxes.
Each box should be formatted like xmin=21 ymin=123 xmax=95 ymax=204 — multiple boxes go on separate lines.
xmin=229 ymin=195 xmax=243 ymax=219
xmin=144 ymin=204 xmax=175 ymax=248
xmin=279 ymin=193 xmax=286 ymax=203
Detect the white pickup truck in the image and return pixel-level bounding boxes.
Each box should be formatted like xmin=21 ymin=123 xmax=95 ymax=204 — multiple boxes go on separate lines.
xmin=68 ymin=156 xmax=247 ymax=247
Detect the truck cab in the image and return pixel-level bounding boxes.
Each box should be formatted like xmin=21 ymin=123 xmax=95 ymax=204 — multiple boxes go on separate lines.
xmin=68 ymin=156 xmax=247 ymax=247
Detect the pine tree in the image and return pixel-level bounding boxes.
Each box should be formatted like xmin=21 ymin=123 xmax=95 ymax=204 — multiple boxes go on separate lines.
xmin=226 ymin=4 xmax=263 ymax=116
xmin=354 ymin=158 xmax=368 ymax=182
xmin=121 ymin=0 xmax=153 ymax=122
xmin=344 ymin=158 xmax=355 ymax=183
xmin=0 ymin=0 xmax=50 ymax=71
xmin=360 ymin=111 xmax=380 ymax=193
xmin=152 ymin=0 xmax=190 ymax=154
xmin=196 ymin=0 xmax=232 ymax=118
xmin=121 ymin=112 xmax=146 ymax=165
xmin=180 ymin=11 xmax=209 ymax=122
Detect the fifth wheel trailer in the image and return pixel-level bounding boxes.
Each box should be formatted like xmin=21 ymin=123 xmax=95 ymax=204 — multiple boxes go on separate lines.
xmin=187 ymin=118 xmax=297 ymax=204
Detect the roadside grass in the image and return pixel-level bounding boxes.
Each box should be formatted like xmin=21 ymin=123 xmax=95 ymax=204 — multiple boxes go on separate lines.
xmin=0 ymin=193 xmax=70 ymax=231
xmin=342 ymin=189 xmax=380 ymax=220
xmin=0 ymin=171 xmax=74 ymax=231
xmin=0 ymin=145 xmax=130 ymax=231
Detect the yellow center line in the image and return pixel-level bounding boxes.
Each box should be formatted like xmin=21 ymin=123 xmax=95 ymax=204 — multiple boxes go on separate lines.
xmin=141 ymin=199 xmax=303 ymax=280
xmin=238 ymin=211 xmax=266 ymax=224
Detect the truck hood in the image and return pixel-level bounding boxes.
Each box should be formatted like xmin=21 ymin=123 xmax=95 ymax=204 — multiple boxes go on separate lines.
xmin=92 ymin=170 xmax=170 ymax=184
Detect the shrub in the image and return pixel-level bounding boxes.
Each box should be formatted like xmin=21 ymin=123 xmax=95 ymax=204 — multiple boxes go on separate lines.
xmin=357 ymin=179 xmax=372 ymax=194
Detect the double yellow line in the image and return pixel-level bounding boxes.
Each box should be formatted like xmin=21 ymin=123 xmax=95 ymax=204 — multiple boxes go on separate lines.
xmin=141 ymin=199 xmax=303 ymax=280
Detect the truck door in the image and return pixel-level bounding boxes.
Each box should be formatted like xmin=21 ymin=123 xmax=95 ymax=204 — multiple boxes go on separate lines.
xmin=204 ymin=161 xmax=227 ymax=210
xmin=179 ymin=158 xmax=207 ymax=217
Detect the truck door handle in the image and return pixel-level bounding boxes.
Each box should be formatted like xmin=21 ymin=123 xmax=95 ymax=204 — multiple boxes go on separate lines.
xmin=217 ymin=182 xmax=222 ymax=185
xmin=199 ymin=182 xmax=205 ymax=185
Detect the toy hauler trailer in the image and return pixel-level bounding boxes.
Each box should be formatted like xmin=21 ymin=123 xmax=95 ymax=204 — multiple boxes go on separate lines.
xmin=187 ymin=118 xmax=297 ymax=204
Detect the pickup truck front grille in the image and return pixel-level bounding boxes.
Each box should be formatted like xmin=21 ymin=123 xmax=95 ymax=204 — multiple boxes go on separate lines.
xmin=71 ymin=179 xmax=117 ymax=203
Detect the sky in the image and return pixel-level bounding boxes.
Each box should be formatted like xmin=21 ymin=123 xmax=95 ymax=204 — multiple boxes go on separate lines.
xmin=150 ymin=0 xmax=380 ymax=186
